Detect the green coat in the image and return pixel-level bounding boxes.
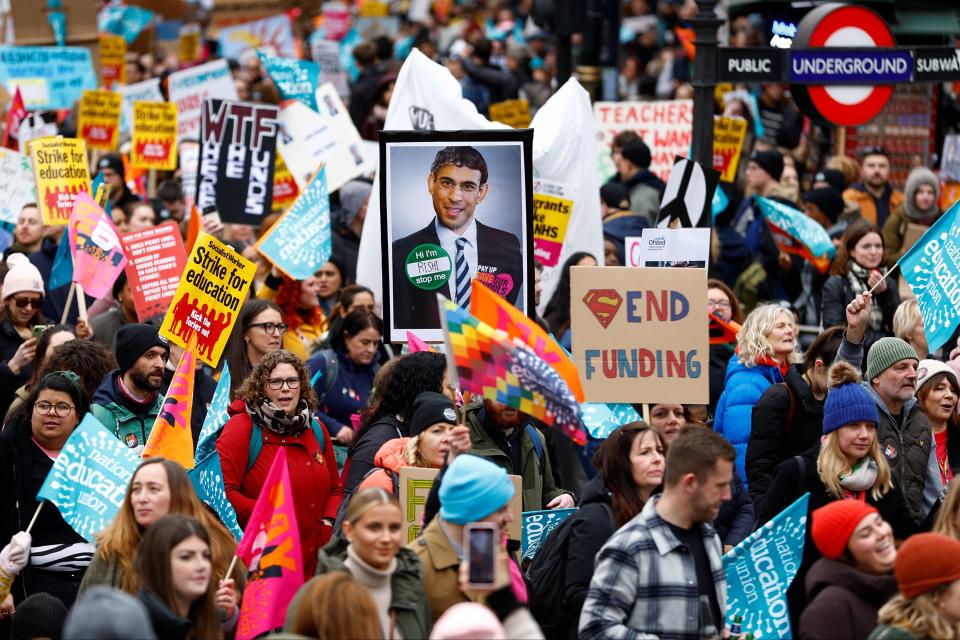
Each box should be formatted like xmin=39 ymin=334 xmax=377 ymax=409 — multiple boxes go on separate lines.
xmin=78 ymin=554 xmax=122 ymax=595
xmin=464 ymin=400 xmax=568 ymax=511
xmin=284 ymin=537 xmax=431 ymax=639
xmin=90 ymin=373 xmax=163 ymax=453
xmin=868 ymin=624 xmax=922 ymax=640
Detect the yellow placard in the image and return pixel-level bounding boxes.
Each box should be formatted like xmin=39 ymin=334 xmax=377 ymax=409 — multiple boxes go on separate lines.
xmin=272 ymin=152 xmax=299 ymax=213
xmin=359 ymin=0 xmax=389 ymax=16
xmin=160 ymin=232 xmax=256 ymax=367
xmin=488 ymin=99 xmax=532 ymax=129
xmin=77 ymin=90 xmax=122 ymax=151
xmin=99 ymin=34 xmax=126 ymax=86
xmin=179 ymin=31 xmax=201 ymax=64
xmin=30 ymin=137 xmax=91 ymax=226
xmin=713 ymin=116 xmax=748 ymax=183
xmin=131 ymin=101 xmax=178 ymax=170
xmin=532 ymin=179 xmax=575 ymax=268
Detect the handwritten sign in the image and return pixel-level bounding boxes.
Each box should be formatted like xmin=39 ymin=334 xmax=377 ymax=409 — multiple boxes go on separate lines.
xmin=30 ymin=137 xmax=91 ymax=226
xmin=131 ymin=101 xmax=177 ymax=170
xmin=78 ymin=90 xmax=122 ymax=151
xmin=594 ymin=99 xmax=693 ymax=183
xmin=0 ymin=148 xmax=36 ymax=225
xmin=121 ymin=222 xmax=188 ymax=321
xmin=0 ymin=47 xmax=97 ymax=110
xmin=167 ymin=60 xmax=239 ymax=142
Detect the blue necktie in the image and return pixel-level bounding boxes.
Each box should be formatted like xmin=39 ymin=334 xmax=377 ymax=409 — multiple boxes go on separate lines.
xmin=455 ymin=237 xmax=471 ymax=308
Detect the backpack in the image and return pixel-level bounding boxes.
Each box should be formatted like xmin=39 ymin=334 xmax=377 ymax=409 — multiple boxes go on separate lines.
xmin=330 ymin=466 xmax=400 ymax=538
xmin=246 ymin=418 xmax=327 ymax=473
xmin=309 ymin=349 xmax=340 ymax=406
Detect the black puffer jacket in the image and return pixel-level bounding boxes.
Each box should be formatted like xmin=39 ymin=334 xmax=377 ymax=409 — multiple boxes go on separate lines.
xmin=343 ymin=414 xmax=405 ymax=493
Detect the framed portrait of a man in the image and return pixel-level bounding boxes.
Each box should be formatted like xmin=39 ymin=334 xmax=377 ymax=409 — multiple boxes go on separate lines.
xmin=379 ymin=129 xmax=534 ymax=342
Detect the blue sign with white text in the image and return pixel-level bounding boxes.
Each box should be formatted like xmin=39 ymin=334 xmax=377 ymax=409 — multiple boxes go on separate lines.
xmin=0 ymin=47 xmax=97 ymax=110
xmin=789 ymin=50 xmax=912 ymax=84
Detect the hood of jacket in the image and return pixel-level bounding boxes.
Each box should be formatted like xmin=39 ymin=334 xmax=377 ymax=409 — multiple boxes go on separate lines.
xmin=373 ymin=437 xmax=410 ymax=473
xmin=805 ymin=557 xmax=897 ymax=605
xmin=902 ymin=167 xmax=940 ymax=222
xmin=623 ymin=169 xmax=665 ymax=193
xmin=91 ymin=370 xmax=163 ymax=421
xmin=579 ymin=474 xmax=612 ymax=508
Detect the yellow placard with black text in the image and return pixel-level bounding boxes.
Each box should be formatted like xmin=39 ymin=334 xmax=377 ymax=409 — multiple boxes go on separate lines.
xmin=713 ymin=116 xmax=748 ymax=183
xmin=30 ymin=137 xmax=91 ymax=226
xmin=99 ymin=34 xmax=126 ymax=86
xmin=489 ymin=99 xmax=532 ymax=129
xmin=77 ymin=90 xmax=122 ymax=151
xmin=131 ymin=101 xmax=178 ymax=170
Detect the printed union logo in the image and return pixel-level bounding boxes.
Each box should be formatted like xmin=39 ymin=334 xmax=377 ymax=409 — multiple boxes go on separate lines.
xmin=583 ymin=289 xmax=622 ymax=329
xmin=409 ymin=106 xmax=435 ymax=131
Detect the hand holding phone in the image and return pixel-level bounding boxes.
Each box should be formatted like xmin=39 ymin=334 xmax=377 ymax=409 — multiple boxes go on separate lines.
xmin=464 ymin=523 xmax=498 ymax=589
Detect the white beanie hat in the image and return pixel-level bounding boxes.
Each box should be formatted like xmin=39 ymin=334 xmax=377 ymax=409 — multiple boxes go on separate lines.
xmin=3 ymin=253 xmax=45 ymax=300
xmin=917 ymin=359 xmax=960 ymax=394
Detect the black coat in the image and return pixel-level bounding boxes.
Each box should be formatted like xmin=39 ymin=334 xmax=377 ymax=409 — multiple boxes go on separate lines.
xmin=28 ymin=237 xmax=93 ymax=325
xmin=138 ymin=588 xmax=191 ymax=640
xmin=0 ymin=319 xmax=31 ymax=419
xmin=746 ymin=365 xmax=825 ymax=515
xmin=709 ymin=343 xmax=734 ymax=415
xmin=390 ymin=220 xmax=524 ymax=329
xmin=799 ymin=558 xmax=898 ymax=640
xmin=713 ymin=471 xmax=756 ymax=548
xmin=343 ymin=415 xmax=406 ymax=494
xmin=821 ymin=273 xmax=899 ymax=359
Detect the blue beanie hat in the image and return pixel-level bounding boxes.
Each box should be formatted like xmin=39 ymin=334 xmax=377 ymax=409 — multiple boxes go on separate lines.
xmin=439 ymin=455 xmax=514 ymax=525
xmin=823 ymin=361 xmax=880 ymax=435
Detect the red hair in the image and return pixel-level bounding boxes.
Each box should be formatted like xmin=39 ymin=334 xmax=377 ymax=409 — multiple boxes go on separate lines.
xmin=275 ymin=277 xmax=325 ymax=332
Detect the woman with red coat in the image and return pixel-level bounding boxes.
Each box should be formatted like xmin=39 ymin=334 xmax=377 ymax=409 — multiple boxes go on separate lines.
xmin=217 ymin=350 xmax=342 ymax=575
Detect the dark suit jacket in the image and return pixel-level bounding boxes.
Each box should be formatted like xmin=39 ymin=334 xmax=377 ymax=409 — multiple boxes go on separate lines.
xmin=391 ymin=219 xmax=524 ymax=329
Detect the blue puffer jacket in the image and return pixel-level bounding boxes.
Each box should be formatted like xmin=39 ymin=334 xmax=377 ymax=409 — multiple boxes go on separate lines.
xmin=713 ymin=355 xmax=785 ymax=490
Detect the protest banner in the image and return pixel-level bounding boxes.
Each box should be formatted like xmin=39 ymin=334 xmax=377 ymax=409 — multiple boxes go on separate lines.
xmin=68 ymin=192 xmax=128 ymax=299
xmin=580 ymin=402 xmax=642 ymax=439
xmin=0 ymin=148 xmax=37 ymax=225
xmin=37 ymin=414 xmax=141 ymax=542
xmin=2 ymin=88 xmax=26 ymax=151
xmin=178 ymin=26 xmax=202 ymax=64
xmin=99 ymin=34 xmax=126 ymax=86
xmin=272 ymin=151 xmax=299 ymax=212
xmin=406 ymin=331 xmax=435 ymax=352
xmin=143 ymin=342 xmax=196 ymax=469
xmin=627 ymin=227 xmax=711 ymax=267
xmin=168 ymin=60 xmax=239 ymax=142
xmin=309 ymin=38 xmax=349 ymax=97
xmin=121 ymin=222 xmax=188 ymax=321
xmin=131 ymin=101 xmax=178 ymax=169
xmin=570 ymin=266 xmax=708 ymax=403
xmin=98 ymin=4 xmax=154 ymax=43
xmin=277 ymin=86 xmax=371 ymax=193
xmin=532 ymin=178 xmax=575 ymax=268
xmin=118 ymin=78 xmax=164 ymax=135
xmin=757 ymin=196 xmax=835 ymax=274
xmin=179 ymin=141 xmax=199 ymax=211
xmin=713 ymin=116 xmax=748 ymax=183
xmin=0 ymin=47 xmax=97 ymax=110
xmin=724 ymin=493 xmax=808 ymax=639
xmin=30 ymin=137 xmax=91 ymax=226
xmin=219 ymin=14 xmax=297 ymax=59
xmin=77 ymin=90 xmax=122 ymax=151
xmin=256 ymin=167 xmax=331 ymax=280
xmin=196 ymin=98 xmax=280 ymax=225
xmin=257 ymin=51 xmax=319 ymax=111
xmin=489 ymin=98 xmax=532 ymax=129
xmin=593 ymin=99 xmax=693 ymax=183
xmin=160 ymin=231 xmax=257 ymax=367
xmin=521 ymin=508 xmax=576 ymax=561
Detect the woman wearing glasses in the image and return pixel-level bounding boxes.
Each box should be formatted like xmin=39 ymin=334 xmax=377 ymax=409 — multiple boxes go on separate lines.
xmin=0 ymin=371 xmax=92 ymax=609
xmin=257 ymin=264 xmax=341 ymax=362
xmin=706 ymin=279 xmax=744 ymax=414
xmin=217 ymin=350 xmax=342 ymax=575
xmin=222 ymin=300 xmax=285 ymax=399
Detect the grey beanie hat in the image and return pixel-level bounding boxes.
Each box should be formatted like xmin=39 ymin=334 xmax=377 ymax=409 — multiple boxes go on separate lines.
xmin=62 ymin=587 xmax=157 ymax=639
xmin=338 ymin=180 xmax=373 ymax=226
xmin=865 ymin=337 xmax=919 ymax=383
xmin=902 ymin=167 xmax=940 ymax=222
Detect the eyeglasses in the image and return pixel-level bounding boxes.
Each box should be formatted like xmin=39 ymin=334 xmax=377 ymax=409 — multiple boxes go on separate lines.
xmin=247 ymin=322 xmax=288 ymax=335
xmin=707 ymin=299 xmax=731 ymax=310
xmin=12 ymin=297 xmax=42 ymax=309
xmin=34 ymin=400 xmax=75 ymax=417
xmin=435 ymin=177 xmax=480 ymax=195
xmin=267 ymin=377 xmax=301 ymax=390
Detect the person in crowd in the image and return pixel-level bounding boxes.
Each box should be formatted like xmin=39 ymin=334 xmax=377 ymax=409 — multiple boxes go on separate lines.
xmin=10 ymin=591 xmax=68 ymax=640
xmin=579 ymin=426 xmax=734 ymax=639
xmin=707 ymin=278 xmax=744 ymax=412
xmin=0 ymin=372 xmax=93 ymax=608
xmin=96 ymin=154 xmax=141 ymax=211
xmin=288 ymin=489 xmax=431 ymax=638
xmin=0 ymin=254 xmax=50 ymax=414
xmin=611 ymin=139 xmax=664 ymax=223
xmin=747 ymin=326 xmax=845 ymax=514
xmin=62 ymin=586 xmax=157 ymax=639
xmin=893 ymin=299 xmax=928 ymax=361
xmin=36 ymin=338 xmax=116 ymax=405
xmin=349 ymin=42 xmax=385 ymax=129
xmin=843 ymin=147 xmax=904 ymax=229
xmin=316 ymin=285 xmax=376 ymax=347
xmin=217 ymin=350 xmax=342 ymax=576
xmin=789 ymin=187 xmax=845 ymax=326
xmin=344 ymin=351 xmax=450 ymax=493
xmin=135 ymin=515 xmax=236 ymax=640
xmin=124 ymin=202 xmax=158 ymax=234
xmin=157 ymin=180 xmax=186 ymax=226
xmin=11 ymin=204 xmax=43 ymax=255
xmin=4 ymin=324 xmax=74 ymax=423
xmin=714 ymin=302 xmax=801 ymax=488
xmin=222 ymin=299 xmax=285 ymax=399
xmin=90 ymin=323 xmax=168 ymax=455
xmin=464 ymin=398 xmax=575 ymax=511
xmin=799 ymin=500 xmax=898 ymax=640
xmin=80 ymin=458 xmax=241 ymax=598
xmin=757 ymin=83 xmax=802 ymax=148
xmin=870 ymin=533 xmax=960 ymax=639
xmin=915 ymin=360 xmax=959 ymax=488
xmin=315 ymin=257 xmax=348 ymax=319
xmin=543 ymin=252 xmax=598 ymax=350
xmin=359 ymin=73 xmax=396 ymax=142
xmin=257 ymin=268 xmax=327 ymax=361
xmin=733 ymin=149 xmax=783 ymax=236
xmin=822 ymin=221 xmax=900 ymax=358
xmin=332 ymin=182 xmax=373 ymax=282
xmin=91 ymin=273 xmax=139 ymax=352
xmin=934 ymin=479 xmax=960 ymax=539
xmin=461 ymin=41 xmax=532 ymax=104
xmin=882 ymin=167 xmax=941 ymax=265
xmin=285 ymin=572 xmax=382 ymax=639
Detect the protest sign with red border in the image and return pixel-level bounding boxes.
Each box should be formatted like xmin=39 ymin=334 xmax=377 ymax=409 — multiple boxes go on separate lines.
xmin=121 ymin=222 xmax=187 ymax=322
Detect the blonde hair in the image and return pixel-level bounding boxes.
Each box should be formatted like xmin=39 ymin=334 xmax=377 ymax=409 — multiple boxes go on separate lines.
xmin=736 ymin=303 xmax=802 ymax=366
xmin=817 ymin=431 xmax=893 ymax=501
xmin=893 ymin=299 xmax=922 ymax=341
xmin=877 ymin=590 xmax=959 ymax=640
xmin=344 ymin=487 xmax=400 ymax=525
xmin=827 ymin=154 xmax=860 ymax=187
xmin=403 ymin=434 xmax=430 ymax=467
xmin=933 ymin=480 xmax=960 ymax=540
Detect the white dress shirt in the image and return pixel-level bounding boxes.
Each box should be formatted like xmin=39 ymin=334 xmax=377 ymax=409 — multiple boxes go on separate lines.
xmin=434 ymin=217 xmax=478 ymax=301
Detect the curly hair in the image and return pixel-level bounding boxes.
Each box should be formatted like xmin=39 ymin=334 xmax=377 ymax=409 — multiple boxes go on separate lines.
xmin=357 ymin=351 xmax=446 ymax=432
xmin=736 ymin=303 xmax=802 ymax=366
xmin=275 ymin=277 xmax=326 ymax=333
xmin=237 ymin=350 xmax=318 ymax=412
xmin=40 ymin=338 xmax=117 ymax=401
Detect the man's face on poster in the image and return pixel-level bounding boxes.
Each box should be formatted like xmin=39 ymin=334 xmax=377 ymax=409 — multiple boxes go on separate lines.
xmin=428 ymin=164 xmax=488 ymax=233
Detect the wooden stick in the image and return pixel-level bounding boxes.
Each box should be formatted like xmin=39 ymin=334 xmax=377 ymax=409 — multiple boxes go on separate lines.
xmin=224 ymin=554 xmax=239 ymax=581
xmin=60 ymin=283 xmax=76 ymax=325
xmin=867 ymin=263 xmax=900 ymax=296
xmin=641 ymin=403 xmax=651 ymax=424
xmin=76 ymin=283 xmax=88 ymax=323
xmin=25 ymin=502 xmax=43 ymax=534
xmin=148 ymin=169 xmax=157 ymax=199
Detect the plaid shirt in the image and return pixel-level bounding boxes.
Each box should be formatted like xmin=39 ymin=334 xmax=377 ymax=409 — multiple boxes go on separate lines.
xmin=579 ymin=496 xmax=727 ymax=640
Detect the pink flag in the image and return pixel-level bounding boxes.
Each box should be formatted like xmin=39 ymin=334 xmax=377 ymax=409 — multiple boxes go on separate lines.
xmin=68 ymin=192 xmax=128 ymax=299
xmin=235 ymin=448 xmax=304 ymax=640
xmin=406 ymin=331 xmax=436 ymax=353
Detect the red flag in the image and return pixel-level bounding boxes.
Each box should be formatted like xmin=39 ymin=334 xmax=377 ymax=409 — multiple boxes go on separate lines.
xmin=2 ymin=88 xmax=27 ymax=151
xmin=709 ymin=311 xmax=741 ymax=345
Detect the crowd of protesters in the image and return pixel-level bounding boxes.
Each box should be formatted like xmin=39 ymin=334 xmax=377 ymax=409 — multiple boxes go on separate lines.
xmin=0 ymin=0 xmax=960 ymax=638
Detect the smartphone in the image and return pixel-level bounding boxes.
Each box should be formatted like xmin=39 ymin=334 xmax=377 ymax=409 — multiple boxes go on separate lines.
xmin=464 ymin=523 xmax=498 ymax=588
xmin=202 ymin=205 xmax=222 ymax=228
xmin=31 ymin=324 xmax=49 ymax=340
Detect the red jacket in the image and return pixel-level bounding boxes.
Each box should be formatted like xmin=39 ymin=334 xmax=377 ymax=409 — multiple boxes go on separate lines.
xmin=217 ymin=399 xmax=342 ymax=575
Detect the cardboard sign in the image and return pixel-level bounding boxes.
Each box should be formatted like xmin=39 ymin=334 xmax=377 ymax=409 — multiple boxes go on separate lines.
xmin=30 ymin=137 xmax=91 ymax=226
xmin=168 ymin=60 xmax=239 ymax=142
xmin=131 ymin=101 xmax=178 ymax=169
xmin=521 ymin=508 xmax=577 ymax=561
xmin=68 ymin=192 xmax=128 ymax=299
xmin=489 ymin=99 xmax=532 ymax=129
xmin=713 ymin=116 xmax=747 ymax=183
xmin=160 ymin=231 xmax=256 ymax=367
xmin=0 ymin=47 xmax=97 ymax=110
xmin=272 ymin=150 xmax=299 ymax=212
xmin=626 ymin=228 xmax=711 ymax=267
xmin=121 ymin=222 xmax=188 ymax=321
xmin=0 ymin=149 xmax=37 ymax=225
xmin=532 ymin=179 xmax=576 ymax=268
xmin=99 ymin=34 xmax=127 ymax=86
xmin=594 ymin=99 xmax=693 ymax=184
xmin=118 ymin=78 xmax=164 ymax=135
xmin=196 ymin=98 xmax=280 ymax=224
xmin=570 ymin=266 xmax=708 ymax=403
xmin=218 ymin=14 xmax=297 ymax=59
xmin=77 ymin=90 xmax=122 ymax=151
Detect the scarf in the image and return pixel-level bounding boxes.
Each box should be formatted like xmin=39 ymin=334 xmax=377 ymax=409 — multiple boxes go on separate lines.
xmin=840 ymin=457 xmax=879 ymax=494
xmin=247 ymin=398 xmax=311 ymax=437
xmin=755 ymin=354 xmax=790 ymax=378
xmin=847 ymin=262 xmax=885 ymax=331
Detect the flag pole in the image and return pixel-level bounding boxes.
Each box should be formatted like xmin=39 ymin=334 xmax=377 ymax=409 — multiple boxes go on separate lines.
xmin=867 ymin=263 xmax=900 ymax=296
xmin=25 ymin=502 xmax=44 ymax=534
xmin=60 ymin=284 xmax=75 ymax=325
xmin=224 ymin=554 xmax=239 ymax=581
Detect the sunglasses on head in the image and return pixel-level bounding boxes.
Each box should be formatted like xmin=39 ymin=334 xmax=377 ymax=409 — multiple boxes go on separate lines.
xmin=12 ymin=297 xmax=42 ymax=309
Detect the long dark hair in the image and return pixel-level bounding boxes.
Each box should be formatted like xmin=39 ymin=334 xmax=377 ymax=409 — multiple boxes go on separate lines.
xmin=356 ymin=351 xmax=446 ymax=434
xmin=830 ymin=220 xmax=884 ymax=276
xmin=223 ymin=299 xmax=283 ymax=398
xmin=10 ymin=369 xmax=89 ymax=428
xmin=330 ymin=310 xmax=383 ymax=355
xmin=593 ymin=422 xmax=665 ymax=527
xmin=543 ymin=252 xmax=595 ymax=336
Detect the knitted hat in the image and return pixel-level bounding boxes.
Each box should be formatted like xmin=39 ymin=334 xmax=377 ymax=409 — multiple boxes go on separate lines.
xmin=63 ymin=586 xmax=157 ymax=640
xmin=97 ymin=153 xmax=125 ymax=178
xmin=823 ymin=361 xmax=879 ymax=435
xmin=810 ymin=499 xmax=879 ymax=560
xmin=600 ymin=183 xmax=630 ymax=210
xmin=621 ymin=140 xmax=652 ymax=170
xmin=2 ymin=253 xmax=45 ymax=300
xmin=894 ymin=533 xmax=960 ymax=598
xmin=916 ymin=359 xmax=960 ymax=395
xmin=338 ymin=180 xmax=373 ymax=226
xmin=903 ymin=167 xmax=941 ymax=223
xmin=112 ymin=270 xmax=128 ymax=301
xmin=439 ymin=454 xmax=514 ymax=524
xmin=865 ymin=337 xmax=918 ymax=382
xmin=409 ymin=391 xmax=458 ymax=438
xmin=11 ymin=592 xmax=68 ymax=640
xmin=115 ymin=323 xmax=169 ymax=373
xmin=813 ymin=168 xmax=846 ymax=193
xmin=804 ymin=187 xmax=845 ymax=224
xmin=748 ymin=150 xmax=784 ymax=181
xmin=430 ymin=602 xmax=506 ymax=639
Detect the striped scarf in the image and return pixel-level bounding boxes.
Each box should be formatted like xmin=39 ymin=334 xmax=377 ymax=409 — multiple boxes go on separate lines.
xmin=847 ymin=262 xmax=885 ymax=331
